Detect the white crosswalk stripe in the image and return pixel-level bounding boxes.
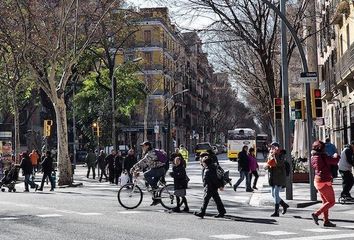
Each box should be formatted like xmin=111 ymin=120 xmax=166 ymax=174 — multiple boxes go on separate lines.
xmin=210 ymin=234 xmax=249 ymax=239
xmin=165 ymin=239 xmax=194 ymax=240
xmin=0 ymin=217 xmax=19 ymax=220
xmin=119 ymin=211 xmax=143 ymax=214
xmin=303 ymin=228 xmax=339 ymax=233
xmin=258 ymin=231 xmax=296 ymax=236
xmin=278 ymin=233 xmax=354 ymax=240
xmin=36 ymin=214 xmax=62 ymax=218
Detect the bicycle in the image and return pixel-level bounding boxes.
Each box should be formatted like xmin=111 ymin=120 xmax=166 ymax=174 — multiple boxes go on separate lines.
xmin=117 ymin=172 xmax=177 ymax=210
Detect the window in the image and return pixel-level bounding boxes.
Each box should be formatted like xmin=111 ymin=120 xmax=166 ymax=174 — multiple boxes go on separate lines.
xmin=340 ymin=34 xmax=343 ymax=56
xmin=144 ymin=52 xmax=152 ymax=67
xmin=144 ymin=30 xmax=151 ymax=45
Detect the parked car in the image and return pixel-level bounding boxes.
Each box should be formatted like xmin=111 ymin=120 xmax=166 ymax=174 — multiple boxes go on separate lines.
xmin=195 ymin=142 xmax=213 ymax=161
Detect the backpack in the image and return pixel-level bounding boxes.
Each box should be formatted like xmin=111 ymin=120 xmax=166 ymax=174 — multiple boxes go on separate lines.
xmin=154 ymin=149 xmax=168 ymax=163
xmin=216 ymin=165 xmax=231 ymax=187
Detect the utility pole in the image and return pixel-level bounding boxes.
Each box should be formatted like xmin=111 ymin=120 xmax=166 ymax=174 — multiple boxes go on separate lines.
xmin=306 ymin=0 xmax=318 ymax=201
xmin=280 ymin=0 xmax=293 ymax=200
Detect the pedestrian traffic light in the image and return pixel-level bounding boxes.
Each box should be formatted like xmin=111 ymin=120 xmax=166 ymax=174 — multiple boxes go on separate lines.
xmin=92 ymin=122 xmax=101 ymax=137
xmin=44 ymin=120 xmax=53 ymax=137
xmin=294 ymin=100 xmax=305 ymax=120
xmin=312 ymin=89 xmax=323 ymax=118
xmin=274 ymin=98 xmax=282 ymax=120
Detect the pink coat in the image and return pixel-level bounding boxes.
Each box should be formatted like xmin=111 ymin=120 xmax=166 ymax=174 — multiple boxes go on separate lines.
xmin=248 ymin=154 xmax=259 ymax=172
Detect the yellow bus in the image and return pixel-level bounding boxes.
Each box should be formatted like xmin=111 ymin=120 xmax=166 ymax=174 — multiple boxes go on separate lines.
xmin=227 ymin=128 xmax=256 ymax=161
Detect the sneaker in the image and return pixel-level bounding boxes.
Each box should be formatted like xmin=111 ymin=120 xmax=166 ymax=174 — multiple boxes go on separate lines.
xmin=233 ymin=185 xmax=237 ymax=192
xmin=182 ymin=207 xmax=189 ymax=212
xmin=311 ymin=213 xmax=319 ymax=225
xmin=150 ymin=199 xmax=160 ymax=206
xmin=35 ymin=184 xmax=39 ymax=192
xmin=214 ymin=213 xmax=225 ymax=218
xmin=24 ymin=190 xmax=29 ymax=192
xmin=36 ymin=188 xmax=43 ymax=191
xmin=323 ymin=221 xmax=336 ymax=227
xmin=50 ymin=188 xmax=54 ymax=192
xmin=253 ymin=186 xmax=258 ymax=190
xmin=172 ymin=207 xmax=181 ymax=213
xmin=246 ymin=188 xmax=254 ymax=192
xmin=194 ymin=212 xmax=204 ymax=219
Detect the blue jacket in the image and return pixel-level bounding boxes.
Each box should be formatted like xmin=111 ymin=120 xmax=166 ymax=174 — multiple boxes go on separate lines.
xmin=325 ymin=143 xmax=337 ymax=157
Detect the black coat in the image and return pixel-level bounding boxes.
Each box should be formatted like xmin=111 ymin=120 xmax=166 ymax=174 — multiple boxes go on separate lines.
xmin=105 ymin=154 xmax=115 ymax=169
xmin=123 ymin=155 xmax=137 ymax=172
xmin=203 ymin=165 xmax=220 ymax=192
xmin=171 ymin=164 xmax=188 ymax=190
xmin=114 ymin=156 xmax=123 ymax=172
xmin=96 ymin=154 xmax=106 ymax=169
xmin=238 ymin=150 xmax=249 ymax=172
xmin=20 ymin=156 xmax=33 ymax=175
xmin=41 ymin=156 xmax=54 ymax=174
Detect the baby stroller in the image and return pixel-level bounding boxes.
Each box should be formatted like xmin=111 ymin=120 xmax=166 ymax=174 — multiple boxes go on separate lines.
xmin=0 ymin=164 xmax=20 ymax=192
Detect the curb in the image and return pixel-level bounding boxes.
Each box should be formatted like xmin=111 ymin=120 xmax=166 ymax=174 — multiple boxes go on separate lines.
xmin=58 ymin=182 xmax=84 ymax=188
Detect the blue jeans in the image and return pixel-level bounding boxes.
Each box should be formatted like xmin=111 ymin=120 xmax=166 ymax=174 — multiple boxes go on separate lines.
xmin=271 ymin=185 xmax=282 ymax=204
xmin=234 ymin=170 xmax=251 ymax=190
xmin=24 ymin=174 xmax=36 ymax=191
xmin=144 ymin=167 xmax=165 ymax=189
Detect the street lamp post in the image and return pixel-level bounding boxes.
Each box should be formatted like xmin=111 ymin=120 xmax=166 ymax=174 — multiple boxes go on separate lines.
xmin=165 ymin=89 xmax=189 ymax=158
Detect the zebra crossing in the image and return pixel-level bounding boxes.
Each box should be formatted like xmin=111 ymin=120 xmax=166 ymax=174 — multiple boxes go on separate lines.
xmin=165 ymin=227 xmax=354 ymax=240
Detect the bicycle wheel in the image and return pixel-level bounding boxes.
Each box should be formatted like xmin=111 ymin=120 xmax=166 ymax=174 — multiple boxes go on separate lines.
xmin=117 ymin=183 xmax=143 ymax=209
xmin=159 ymin=184 xmax=178 ymax=210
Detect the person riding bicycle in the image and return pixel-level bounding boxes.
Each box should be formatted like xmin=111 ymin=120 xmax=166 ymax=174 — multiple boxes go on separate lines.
xmin=130 ymin=141 xmax=166 ymax=206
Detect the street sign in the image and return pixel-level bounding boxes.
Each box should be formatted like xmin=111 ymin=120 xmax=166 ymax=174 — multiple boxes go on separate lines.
xmin=154 ymin=125 xmax=159 ymax=134
xmin=299 ymin=72 xmax=317 ymax=83
xmin=0 ymin=131 xmax=12 ymax=139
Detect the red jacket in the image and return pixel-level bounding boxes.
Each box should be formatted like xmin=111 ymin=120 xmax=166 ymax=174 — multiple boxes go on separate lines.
xmin=311 ymin=152 xmax=339 ymax=182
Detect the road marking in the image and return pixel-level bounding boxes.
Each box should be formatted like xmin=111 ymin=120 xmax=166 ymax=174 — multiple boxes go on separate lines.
xmin=0 ymin=217 xmax=19 ymax=220
xmin=77 ymin=213 xmax=103 ymax=216
xmin=119 ymin=211 xmax=143 ymax=214
xmin=342 ymin=225 xmax=354 ymax=229
xmin=164 ymin=239 xmax=194 ymax=240
xmin=258 ymin=231 xmax=296 ymax=235
xmin=278 ymin=233 xmax=354 ymax=240
xmin=210 ymin=234 xmax=250 ymax=239
xmin=304 ymin=228 xmax=339 ymax=233
xmin=36 ymin=214 xmax=62 ymax=218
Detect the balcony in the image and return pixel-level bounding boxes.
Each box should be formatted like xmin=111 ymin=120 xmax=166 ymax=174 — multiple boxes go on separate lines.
xmin=134 ymin=41 xmax=163 ymax=48
xmin=336 ymin=43 xmax=354 ymax=84
xmin=332 ymin=0 xmax=350 ymax=25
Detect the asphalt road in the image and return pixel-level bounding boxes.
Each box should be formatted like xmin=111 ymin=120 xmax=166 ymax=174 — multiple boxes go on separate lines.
xmin=1 ymin=154 xmax=354 ymax=240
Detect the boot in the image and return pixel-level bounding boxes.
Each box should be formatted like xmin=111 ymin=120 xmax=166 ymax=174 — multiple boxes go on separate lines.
xmin=270 ymin=204 xmax=280 ymax=217
xmin=279 ymin=200 xmax=289 ymax=214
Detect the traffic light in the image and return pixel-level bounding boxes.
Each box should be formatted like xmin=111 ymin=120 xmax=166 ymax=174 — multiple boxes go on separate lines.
xmin=44 ymin=120 xmax=53 ymax=137
xmin=92 ymin=122 xmax=101 ymax=137
xmin=312 ymin=89 xmax=323 ymax=118
xmin=294 ymin=100 xmax=305 ymax=120
xmin=274 ymin=98 xmax=282 ymax=120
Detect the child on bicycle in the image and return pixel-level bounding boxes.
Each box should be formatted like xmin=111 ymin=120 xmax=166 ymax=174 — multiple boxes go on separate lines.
xmin=170 ymin=156 xmax=189 ymax=212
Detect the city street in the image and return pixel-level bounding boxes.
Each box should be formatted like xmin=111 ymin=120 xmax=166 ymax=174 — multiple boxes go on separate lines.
xmin=1 ymin=154 xmax=354 ymax=240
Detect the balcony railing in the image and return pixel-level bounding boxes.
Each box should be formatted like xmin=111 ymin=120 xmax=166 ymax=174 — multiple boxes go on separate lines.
xmin=336 ymin=42 xmax=354 ymax=83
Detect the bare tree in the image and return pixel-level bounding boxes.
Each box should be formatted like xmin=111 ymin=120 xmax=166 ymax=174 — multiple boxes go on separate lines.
xmin=0 ymin=0 xmax=122 ymax=185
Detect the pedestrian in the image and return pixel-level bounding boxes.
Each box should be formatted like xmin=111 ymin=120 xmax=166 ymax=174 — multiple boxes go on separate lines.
xmin=85 ymin=149 xmax=96 ymax=179
xmin=123 ymin=149 xmax=137 ymax=183
xmin=248 ymin=147 xmax=259 ymax=190
xmin=96 ymin=150 xmax=107 ymax=182
xmin=325 ymin=138 xmax=337 ymax=157
xmin=130 ymin=141 xmax=166 ymax=206
xmin=114 ymin=150 xmax=124 ymax=185
xmin=179 ymin=145 xmax=189 ymax=166
xmin=170 ymin=156 xmax=189 ymax=213
xmin=194 ymin=155 xmax=226 ymax=218
xmin=19 ymin=151 xmax=38 ymax=192
xmin=207 ymin=149 xmax=219 ymax=166
xmin=37 ymin=150 xmax=55 ymax=191
xmin=311 ymin=140 xmax=339 ymax=227
xmin=339 ymin=142 xmax=354 ymax=200
xmin=29 ymin=149 xmax=39 ymax=174
xmin=266 ymin=142 xmax=289 ymax=217
xmin=105 ymin=149 xmax=116 ymax=184
xmin=233 ymin=145 xmax=252 ymax=192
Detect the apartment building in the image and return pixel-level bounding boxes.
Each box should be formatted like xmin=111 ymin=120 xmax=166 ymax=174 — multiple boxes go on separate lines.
xmin=117 ymin=7 xmax=214 ymax=151
xmin=318 ymin=0 xmax=354 ymax=150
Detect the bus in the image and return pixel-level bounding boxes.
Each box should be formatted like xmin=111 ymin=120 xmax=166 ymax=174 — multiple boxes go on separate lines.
xmin=227 ymin=128 xmax=256 ymax=161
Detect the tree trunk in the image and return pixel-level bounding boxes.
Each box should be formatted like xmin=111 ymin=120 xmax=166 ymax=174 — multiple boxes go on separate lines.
xmin=53 ymin=97 xmax=72 ymax=186
xmin=144 ymin=96 xmax=149 ymax=141
xmin=13 ymin=96 xmax=20 ymax=164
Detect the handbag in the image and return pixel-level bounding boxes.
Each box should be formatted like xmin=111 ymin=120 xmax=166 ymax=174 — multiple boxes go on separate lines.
xmin=119 ymin=171 xmax=130 ymax=186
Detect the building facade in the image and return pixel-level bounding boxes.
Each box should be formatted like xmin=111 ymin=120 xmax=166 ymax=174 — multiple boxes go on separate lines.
xmin=318 ymin=0 xmax=354 ymax=150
